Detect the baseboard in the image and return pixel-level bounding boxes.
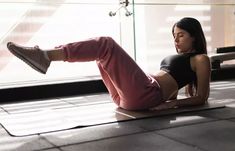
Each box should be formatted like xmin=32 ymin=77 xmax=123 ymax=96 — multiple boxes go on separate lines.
xmin=0 ymin=79 xmax=107 ymax=103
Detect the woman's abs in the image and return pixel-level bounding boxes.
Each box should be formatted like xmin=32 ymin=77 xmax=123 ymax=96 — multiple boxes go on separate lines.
xmin=153 ymin=70 xmax=178 ymax=101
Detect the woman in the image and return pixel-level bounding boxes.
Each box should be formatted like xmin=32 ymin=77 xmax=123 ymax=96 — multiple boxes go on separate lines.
xmin=7 ymin=17 xmax=211 ymax=111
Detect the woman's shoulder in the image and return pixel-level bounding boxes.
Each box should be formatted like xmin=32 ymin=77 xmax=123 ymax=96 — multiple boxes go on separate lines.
xmin=192 ymin=54 xmax=210 ymax=63
xmin=191 ymin=54 xmax=211 ymax=71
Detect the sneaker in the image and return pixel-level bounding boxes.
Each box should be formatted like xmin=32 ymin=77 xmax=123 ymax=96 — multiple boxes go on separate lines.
xmin=7 ymin=42 xmax=51 ymax=74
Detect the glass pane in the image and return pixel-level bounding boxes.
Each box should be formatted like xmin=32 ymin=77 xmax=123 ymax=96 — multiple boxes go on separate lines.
xmin=135 ymin=0 xmax=235 ymax=5
xmin=1 ymin=0 xmax=234 ymax=88
xmin=0 ymin=1 xmax=131 ymax=88
xmin=133 ymin=0 xmax=235 ymax=74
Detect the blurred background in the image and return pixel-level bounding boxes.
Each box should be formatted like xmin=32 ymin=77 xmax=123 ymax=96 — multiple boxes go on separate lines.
xmin=0 ymin=0 xmax=234 ymax=88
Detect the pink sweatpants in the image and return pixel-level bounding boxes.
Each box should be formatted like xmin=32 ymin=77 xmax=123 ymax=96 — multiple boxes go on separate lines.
xmin=60 ymin=37 xmax=163 ymax=110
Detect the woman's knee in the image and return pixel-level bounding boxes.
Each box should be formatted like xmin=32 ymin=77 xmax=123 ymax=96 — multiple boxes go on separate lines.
xmin=96 ymin=36 xmax=116 ymax=59
xmin=99 ymin=36 xmax=114 ymax=41
xmin=97 ymin=36 xmax=115 ymax=47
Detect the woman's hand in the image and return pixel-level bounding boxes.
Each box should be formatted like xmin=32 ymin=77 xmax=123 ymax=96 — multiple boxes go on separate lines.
xmin=150 ymin=100 xmax=178 ymax=111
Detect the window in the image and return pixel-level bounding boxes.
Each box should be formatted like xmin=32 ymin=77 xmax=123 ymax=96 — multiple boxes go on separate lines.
xmin=0 ymin=0 xmax=130 ymax=88
xmin=134 ymin=0 xmax=235 ymax=73
xmin=0 ymin=0 xmax=234 ymax=89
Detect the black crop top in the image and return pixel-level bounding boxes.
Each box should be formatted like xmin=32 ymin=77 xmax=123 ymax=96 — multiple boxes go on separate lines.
xmin=160 ymin=53 xmax=197 ymax=89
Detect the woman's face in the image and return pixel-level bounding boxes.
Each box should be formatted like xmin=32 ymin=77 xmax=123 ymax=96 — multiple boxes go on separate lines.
xmin=173 ymin=26 xmax=195 ymax=54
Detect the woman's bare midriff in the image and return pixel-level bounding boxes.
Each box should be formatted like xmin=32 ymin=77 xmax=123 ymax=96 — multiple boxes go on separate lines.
xmin=152 ymin=70 xmax=178 ymax=101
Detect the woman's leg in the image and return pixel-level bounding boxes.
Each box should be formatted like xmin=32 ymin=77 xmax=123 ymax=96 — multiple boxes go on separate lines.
xmin=97 ymin=62 xmax=120 ymax=106
xmin=7 ymin=37 xmax=162 ymax=110
xmin=58 ymin=37 xmax=162 ymax=110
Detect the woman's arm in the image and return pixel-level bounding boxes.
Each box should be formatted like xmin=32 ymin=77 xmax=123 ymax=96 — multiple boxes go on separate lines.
xmin=150 ymin=54 xmax=211 ymax=111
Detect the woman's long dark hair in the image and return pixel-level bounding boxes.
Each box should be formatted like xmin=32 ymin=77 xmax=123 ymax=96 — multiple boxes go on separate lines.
xmin=172 ymin=17 xmax=207 ymax=97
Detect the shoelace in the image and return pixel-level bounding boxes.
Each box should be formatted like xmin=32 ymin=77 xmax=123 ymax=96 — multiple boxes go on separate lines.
xmin=34 ymin=45 xmax=40 ymax=51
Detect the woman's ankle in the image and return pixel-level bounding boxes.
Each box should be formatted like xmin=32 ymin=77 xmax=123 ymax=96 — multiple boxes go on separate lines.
xmin=47 ymin=48 xmax=65 ymax=61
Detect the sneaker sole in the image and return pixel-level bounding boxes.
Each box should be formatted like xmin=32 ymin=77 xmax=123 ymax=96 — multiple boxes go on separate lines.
xmin=7 ymin=42 xmax=46 ymax=74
